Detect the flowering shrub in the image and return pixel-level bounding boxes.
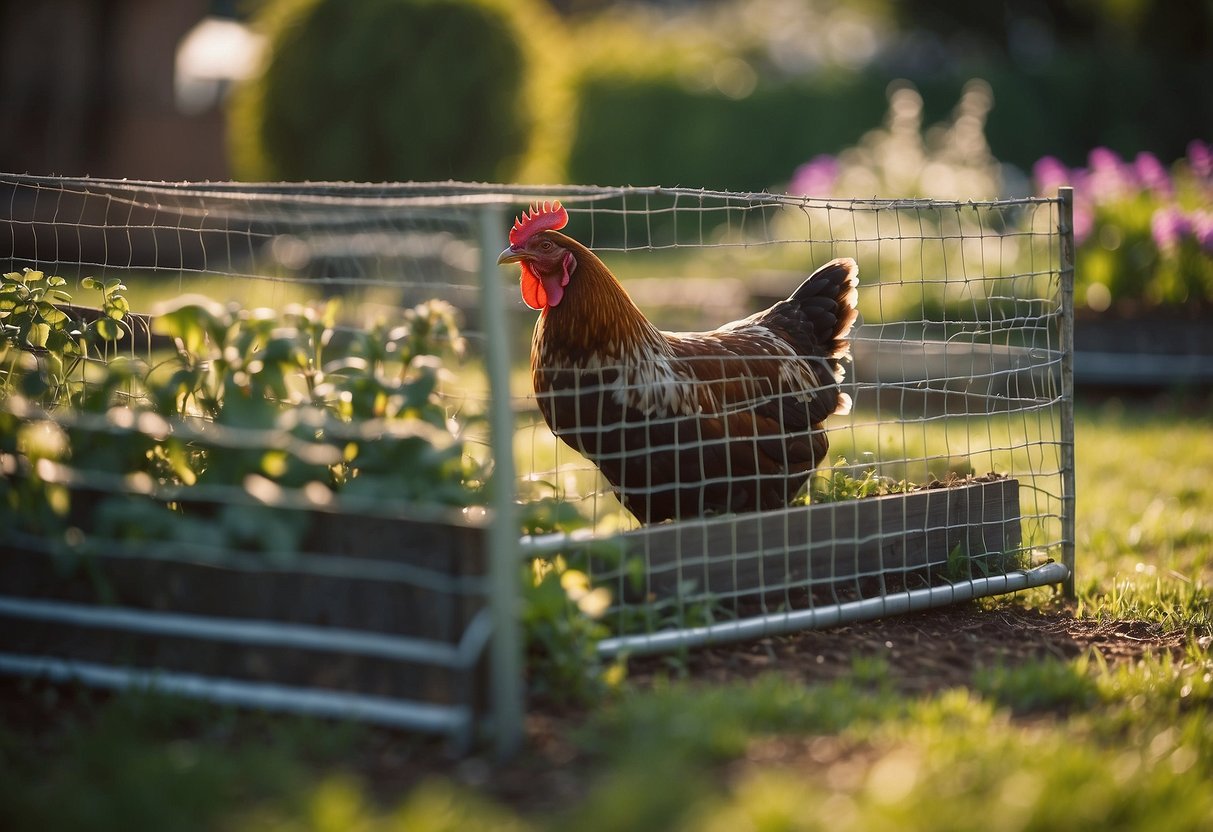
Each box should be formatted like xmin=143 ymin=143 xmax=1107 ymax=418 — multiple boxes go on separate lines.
xmin=788 ymin=83 xmax=1213 ymax=314
xmin=788 ymin=79 xmax=1004 ymax=201
xmin=1032 ymin=142 xmax=1213 ymax=311
xmin=782 ymin=81 xmax=1033 ymax=325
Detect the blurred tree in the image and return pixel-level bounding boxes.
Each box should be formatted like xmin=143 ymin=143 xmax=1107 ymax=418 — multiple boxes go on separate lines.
xmin=887 ymin=0 xmax=1213 ymax=168
xmin=891 ymin=0 xmax=1212 ymax=61
xmin=564 ymin=0 xmax=1210 ymax=190
xmin=228 ymin=0 xmax=559 ymax=182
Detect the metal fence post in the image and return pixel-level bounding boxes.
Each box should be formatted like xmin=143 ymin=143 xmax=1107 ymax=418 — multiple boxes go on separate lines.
xmin=1057 ymin=186 xmax=1077 ymax=598
xmin=478 ymin=203 xmax=524 ymax=756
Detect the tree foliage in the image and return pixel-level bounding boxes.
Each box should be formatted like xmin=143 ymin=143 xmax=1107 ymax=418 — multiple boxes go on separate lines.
xmin=229 ymin=0 xmax=550 ymax=183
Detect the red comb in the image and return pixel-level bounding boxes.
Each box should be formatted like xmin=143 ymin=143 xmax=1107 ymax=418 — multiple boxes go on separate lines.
xmin=509 ymin=201 xmax=568 ymax=246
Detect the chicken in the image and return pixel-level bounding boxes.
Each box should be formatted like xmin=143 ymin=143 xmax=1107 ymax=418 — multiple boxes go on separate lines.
xmin=498 ymin=201 xmax=859 ymax=524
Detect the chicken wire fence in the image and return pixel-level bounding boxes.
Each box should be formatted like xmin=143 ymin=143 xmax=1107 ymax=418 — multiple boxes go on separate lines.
xmin=0 ymin=174 xmax=1075 ymax=752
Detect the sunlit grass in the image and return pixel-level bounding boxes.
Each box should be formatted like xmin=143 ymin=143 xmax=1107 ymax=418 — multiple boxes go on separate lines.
xmin=1072 ymin=401 xmax=1213 ymax=588
xmin=36 ymin=635 xmax=1199 ymax=831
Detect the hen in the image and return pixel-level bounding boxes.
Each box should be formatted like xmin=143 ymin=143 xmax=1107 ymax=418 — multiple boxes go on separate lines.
xmin=498 ymin=201 xmax=859 ymax=524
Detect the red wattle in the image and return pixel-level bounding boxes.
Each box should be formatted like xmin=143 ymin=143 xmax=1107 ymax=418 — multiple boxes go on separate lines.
xmin=520 ymin=262 xmax=546 ymax=310
xmin=542 ymin=274 xmax=565 ymax=307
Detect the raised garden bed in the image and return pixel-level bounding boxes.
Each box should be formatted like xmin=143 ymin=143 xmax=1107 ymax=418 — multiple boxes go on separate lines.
xmin=607 ymin=476 xmax=1023 ymax=602
xmin=0 ymin=504 xmax=489 ymax=732
xmin=3 ymin=475 xmax=1027 ymax=731
xmin=1073 ymin=310 xmax=1213 ymax=387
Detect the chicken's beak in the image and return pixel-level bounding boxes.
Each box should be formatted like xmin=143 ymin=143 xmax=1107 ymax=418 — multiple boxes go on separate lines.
xmin=497 ymin=246 xmax=524 ymax=265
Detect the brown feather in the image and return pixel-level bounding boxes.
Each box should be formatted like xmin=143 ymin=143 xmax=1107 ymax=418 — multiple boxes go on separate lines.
xmin=527 ymin=231 xmax=858 ymax=523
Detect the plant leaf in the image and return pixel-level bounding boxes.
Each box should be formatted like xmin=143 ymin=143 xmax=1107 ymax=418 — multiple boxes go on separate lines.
xmin=26 ymin=322 xmax=50 ymax=348
xmin=95 ymin=317 xmax=124 ymax=342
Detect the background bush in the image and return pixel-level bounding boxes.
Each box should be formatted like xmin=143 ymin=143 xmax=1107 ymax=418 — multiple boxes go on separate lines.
xmin=567 ymin=54 xmax=1212 ymax=193
xmin=562 ymin=0 xmax=1211 ymax=192
xmin=568 ymin=73 xmax=890 ymax=192
xmin=226 ymin=0 xmax=1211 ymax=192
xmin=228 ymin=0 xmax=562 ymax=183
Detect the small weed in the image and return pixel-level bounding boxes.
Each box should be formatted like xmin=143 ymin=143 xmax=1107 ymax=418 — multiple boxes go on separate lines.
xmin=801 ymin=455 xmax=916 ymax=505
xmin=0 ymin=682 xmax=349 ymax=832
xmin=579 ymin=673 xmax=903 ymax=763
xmin=1079 ymin=577 xmax=1213 ymax=634
xmin=974 ymin=657 xmax=1100 ymax=714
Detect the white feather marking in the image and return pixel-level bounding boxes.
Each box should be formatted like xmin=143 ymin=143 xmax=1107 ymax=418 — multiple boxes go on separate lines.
xmin=597 ymin=342 xmax=698 ymax=418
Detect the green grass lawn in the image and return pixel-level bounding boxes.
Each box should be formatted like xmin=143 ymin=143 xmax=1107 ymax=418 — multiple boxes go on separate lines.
xmin=2 ymin=395 xmax=1211 ymax=831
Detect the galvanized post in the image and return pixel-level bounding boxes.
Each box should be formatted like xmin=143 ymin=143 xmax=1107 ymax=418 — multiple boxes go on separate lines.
xmin=1057 ymin=187 xmax=1077 ymax=598
xmin=478 ymin=203 xmax=524 ymax=756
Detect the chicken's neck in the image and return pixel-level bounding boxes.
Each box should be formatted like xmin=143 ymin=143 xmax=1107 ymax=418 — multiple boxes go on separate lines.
xmin=534 ymin=251 xmax=668 ymax=367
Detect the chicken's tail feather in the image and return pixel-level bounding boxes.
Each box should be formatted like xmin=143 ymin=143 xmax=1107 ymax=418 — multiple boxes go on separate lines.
xmin=786 ymin=257 xmax=860 ymax=360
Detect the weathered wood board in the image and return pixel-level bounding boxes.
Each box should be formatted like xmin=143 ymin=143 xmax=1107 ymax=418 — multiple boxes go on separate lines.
xmin=2 ymin=478 xmax=1022 ymax=708
xmin=0 ymin=506 xmax=488 ymax=706
xmin=605 ymin=477 xmax=1022 ymax=601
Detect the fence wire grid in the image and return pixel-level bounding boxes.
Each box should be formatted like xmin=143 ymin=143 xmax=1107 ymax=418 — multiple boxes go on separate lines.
xmin=1 ymin=174 xmax=1075 ymax=751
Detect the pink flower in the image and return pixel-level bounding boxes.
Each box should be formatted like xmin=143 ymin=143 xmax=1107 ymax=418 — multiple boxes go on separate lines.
xmin=1151 ymin=206 xmax=1191 ymax=252
xmin=1088 ymin=146 xmax=1123 ymax=172
xmin=789 ymin=154 xmax=840 ymax=198
xmin=1134 ymin=152 xmax=1173 ymax=198
xmin=1072 ymin=202 xmax=1094 ymax=246
xmin=1032 ymin=155 xmax=1071 ymax=195
xmin=1086 ymin=147 xmax=1134 ymax=201
xmin=1192 ymin=210 xmax=1213 ymax=254
xmin=1188 ymin=139 xmax=1213 ymax=180
xmin=1033 ymin=156 xmax=1093 ymax=243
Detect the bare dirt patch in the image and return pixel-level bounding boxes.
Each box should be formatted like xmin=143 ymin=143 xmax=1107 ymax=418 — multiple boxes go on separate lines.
xmin=460 ymin=601 xmax=1193 ymax=811
xmin=624 ymin=600 xmax=1190 ymax=694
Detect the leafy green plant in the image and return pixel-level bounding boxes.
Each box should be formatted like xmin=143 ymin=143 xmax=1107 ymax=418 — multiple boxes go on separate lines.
xmin=0 ymin=273 xmax=641 ymax=700
xmin=517 ymin=488 xmax=626 ymax=706
xmin=0 ymin=275 xmax=482 ymax=555
xmin=801 ymin=456 xmax=915 ymax=505
xmin=522 ymin=555 xmax=620 ymax=705
xmin=0 ymin=269 xmax=129 ymax=407
xmin=943 ymin=539 xmax=1026 ymax=582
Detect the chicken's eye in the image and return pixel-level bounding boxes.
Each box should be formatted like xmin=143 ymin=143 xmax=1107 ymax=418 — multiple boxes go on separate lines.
xmin=539 ymin=240 xmax=553 ymax=251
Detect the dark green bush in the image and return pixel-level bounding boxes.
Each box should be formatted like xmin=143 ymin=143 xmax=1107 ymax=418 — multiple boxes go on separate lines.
xmin=567 ymin=73 xmax=890 ymax=192
xmin=892 ymin=0 xmax=1213 ymax=63
xmin=960 ymin=51 xmax=1213 ymax=171
xmin=229 ymin=0 xmax=542 ymax=183
xmin=566 ymin=55 xmax=1212 ymax=192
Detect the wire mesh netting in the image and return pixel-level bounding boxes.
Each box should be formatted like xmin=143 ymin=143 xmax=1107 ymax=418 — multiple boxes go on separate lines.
xmin=1 ymin=174 xmax=1075 ymax=745
xmin=505 ymin=188 xmax=1074 ymax=654
xmin=0 ymin=176 xmax=519 ymax=747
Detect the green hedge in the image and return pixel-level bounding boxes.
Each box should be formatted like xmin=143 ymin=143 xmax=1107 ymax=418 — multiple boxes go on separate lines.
xmin=567 ymin=73 xmax=890 ymax=192
xmin=226 ymin=0 xmax=1212 ymax=191
xmin=229 ymin=0 xmax=543 ymax=183
xmin=567 ymin=54 xmax=1213 ymax=192
xmin=976 ymin=50 xmax=1213 ymax=171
